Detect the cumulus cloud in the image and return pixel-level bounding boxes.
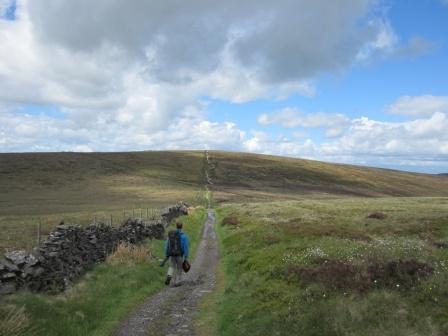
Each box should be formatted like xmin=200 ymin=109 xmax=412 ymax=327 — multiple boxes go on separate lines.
xmin=0 ymin=0 xmax=444 ymax=172
xmin=386 ymin=95 xmax=448 ymax=117
xmin=245 ymin=111 xmax=448 ymax=171
xmin=0 ymin=0 xmax=397 ymax=154
xmin=27 ymin=0 xmax=376 ymax=85
xmin=356 ymin=19 xmax=432 ymax=61
xmin=0 ymin=110 xmax=245 ymax=152
xmin=258 ymin=108 xmax=350 ymax=138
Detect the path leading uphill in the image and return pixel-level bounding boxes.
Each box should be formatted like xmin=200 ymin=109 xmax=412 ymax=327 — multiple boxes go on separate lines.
xmin=116 ymin=151 xmax=217 ymax=336
xmin=115 ymin=210 xmax=218 ymax=336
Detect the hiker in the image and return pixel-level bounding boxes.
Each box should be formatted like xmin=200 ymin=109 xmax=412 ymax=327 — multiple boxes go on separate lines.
xmin=163 ymin=221 xmax=189 ymax=286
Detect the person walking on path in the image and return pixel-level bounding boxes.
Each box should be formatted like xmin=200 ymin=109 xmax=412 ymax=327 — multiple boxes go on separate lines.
xmin=164 ymin=221 xmax=189 ymax=286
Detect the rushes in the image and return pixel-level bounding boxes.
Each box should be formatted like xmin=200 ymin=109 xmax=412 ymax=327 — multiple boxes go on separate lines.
xmin=0 ymin=305 xmax=34 ymax=336
xmin=106 ymin=243 xmax=152 ymax=266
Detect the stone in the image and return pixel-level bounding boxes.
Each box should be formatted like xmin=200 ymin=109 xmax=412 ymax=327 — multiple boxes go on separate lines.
xmin=1 ymin=259 xmax=19 ymax=272
xmin=2 ymin=272 xmax=16 ymax=279
xmin=0 ymin=282 xmax=16 ymax=294
xmin=5 ymin=250 xmax=28 ymax=266
xmin=0 ymin=202 xmax=187 ymax=294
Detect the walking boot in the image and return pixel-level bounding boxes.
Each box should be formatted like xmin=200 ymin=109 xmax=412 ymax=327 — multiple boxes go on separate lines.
xmin=165 ymin=275 xmax=172 ymax=285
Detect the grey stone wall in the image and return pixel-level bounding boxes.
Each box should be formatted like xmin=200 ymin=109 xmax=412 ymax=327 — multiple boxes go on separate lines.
xmin=0 ymin=202 xmax=188 ymax=294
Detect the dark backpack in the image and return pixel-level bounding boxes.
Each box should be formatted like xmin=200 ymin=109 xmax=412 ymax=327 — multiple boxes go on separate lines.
xmin=168 ymin=230 xmax=182 ymax=256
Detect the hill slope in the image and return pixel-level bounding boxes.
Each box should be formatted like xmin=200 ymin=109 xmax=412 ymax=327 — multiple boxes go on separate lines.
xmin=208 ymin=151 xmax=448 ymax=203
xmin=1 ymin=150 xmax=447 ymax=215
xmin=0 ymin=151 xmax=205 ymax=216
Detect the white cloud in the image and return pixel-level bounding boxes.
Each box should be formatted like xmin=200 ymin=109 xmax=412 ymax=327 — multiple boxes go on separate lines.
xmin=0 ymin=0 xmax=13 ymax=17
xmin=258 ymin=108 xmax=349 ymax=138
xmin=356 ymin=18 xmax=432 ymax=62
xmin=27 ymin=0 xmax=377 ymax=85
xmin=3 ymin=0 xmax=377 ymax=110
xmin=356 ymin=19 xmax=398 ymax=61
xmin=244 ymin=112 xmax=448 ymax=171
xmin=0 ymin=0 xmax=395 ymax=154
xmin=387 ymin=95 xmax=448 ymax=117
xmin=0 ymin=110 xmax=245 ymax=152
xmin=0 ymin=1 xmax=445 ymax=172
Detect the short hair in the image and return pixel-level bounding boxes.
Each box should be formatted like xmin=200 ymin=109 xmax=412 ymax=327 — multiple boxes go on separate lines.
xmin=176 ymin=221 xmax=183 ymax=229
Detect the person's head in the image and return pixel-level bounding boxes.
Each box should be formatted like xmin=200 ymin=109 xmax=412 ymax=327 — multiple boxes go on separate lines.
xmin=176 ymin=221 xmax=183 ymax=230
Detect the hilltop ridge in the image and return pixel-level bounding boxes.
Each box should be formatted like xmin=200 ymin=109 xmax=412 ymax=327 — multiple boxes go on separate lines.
xmin=1 ymin=150 xmax=447 ymax=214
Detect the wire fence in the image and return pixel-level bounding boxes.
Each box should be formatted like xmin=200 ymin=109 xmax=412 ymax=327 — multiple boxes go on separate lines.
xmin=1 ymin=207 xmax=164 ymax=253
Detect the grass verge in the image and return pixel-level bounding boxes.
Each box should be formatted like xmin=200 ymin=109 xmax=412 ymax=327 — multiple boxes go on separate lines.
xmin=0 ymin=208 xmax=206 ymax=336
xmin=214 ymin=197 xmax=448 ymax=336
xmin=193 ymin=214 xmax=226 ymax=336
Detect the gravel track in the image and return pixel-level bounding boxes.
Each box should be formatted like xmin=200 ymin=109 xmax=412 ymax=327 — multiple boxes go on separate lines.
xmin=115 ymin=209 xmax=218 ymax=336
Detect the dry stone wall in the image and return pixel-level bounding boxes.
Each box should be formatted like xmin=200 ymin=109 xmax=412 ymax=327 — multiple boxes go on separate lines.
xmin=0 ymin=202 xmax=188 ymax=295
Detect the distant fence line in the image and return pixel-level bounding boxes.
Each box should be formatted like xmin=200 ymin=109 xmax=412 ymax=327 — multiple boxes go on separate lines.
xmin=0 ymin=202 xmax=189 ymax=294
xmin=0 ymin=207 xmax=166 ymax=253
xmin=35 ymin=207 xmax=164 ymax=245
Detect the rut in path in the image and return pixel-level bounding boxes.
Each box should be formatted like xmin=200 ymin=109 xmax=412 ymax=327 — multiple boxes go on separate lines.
xmin=115 ymin=209 xmax=218 ymax=336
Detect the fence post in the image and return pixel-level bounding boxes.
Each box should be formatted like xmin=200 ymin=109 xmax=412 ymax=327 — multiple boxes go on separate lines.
xmin=123 ymin=209 xmax=125 ymax=220
xmin=140 ymin=208 xmax=143 ymax=218
xmin=110 ymin=214 xmax=113 ymax=227
xmin=94 ymin=216 xmax=97 ymax=226
xmin=37 ymin=218 xmax=41 ymax=245
xmin=132 ymin=209 xmax=135 ymax=217
xmin=146 ymin=208 xmax=149 ymax=219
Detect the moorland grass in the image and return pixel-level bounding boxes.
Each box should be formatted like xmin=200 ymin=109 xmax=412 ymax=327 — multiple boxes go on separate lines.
xmin=208 ymin=151 xmax=448 ymax=203
xmin=3 ymin=150 xmax=447 ymax=251
xmin=0 ymin=151 xmax=207 ymax=251
xmin=0 ymin=209 xmax=206 ymax=336
xmin=214 ymin=198 xmax=448 ymax=336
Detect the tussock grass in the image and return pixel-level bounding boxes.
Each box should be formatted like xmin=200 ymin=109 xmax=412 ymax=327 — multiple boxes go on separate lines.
xmin=0 ymin=305 xmax=34 ymax=336
xmin=214 ymin=198 xmax=448 ymax=336
xmin=106 ymin=243 xmax=152 ymax=266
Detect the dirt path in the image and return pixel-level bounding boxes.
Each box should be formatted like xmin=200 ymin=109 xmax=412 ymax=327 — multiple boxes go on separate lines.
xmin=115 ymin=209 xmax=218 ymax=336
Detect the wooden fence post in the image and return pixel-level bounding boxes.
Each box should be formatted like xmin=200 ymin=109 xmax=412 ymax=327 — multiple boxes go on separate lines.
xmin=140 ymin=208 xmax=143 ymax=218
xmin=37 ymin=218 xmax=41 ymax=245
xmin=110 ymin=214 xmax=113 ymax=227
xmin=132 ymin=209 xmax=135 ymax=217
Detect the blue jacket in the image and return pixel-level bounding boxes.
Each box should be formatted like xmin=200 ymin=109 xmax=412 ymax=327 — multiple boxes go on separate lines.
xmin=164 ymin=229 xmax=189 ymax=259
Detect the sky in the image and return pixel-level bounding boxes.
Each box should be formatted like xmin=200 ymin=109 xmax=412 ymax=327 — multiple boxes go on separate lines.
xmin=0 ymin=0 xmax=447 ymax=173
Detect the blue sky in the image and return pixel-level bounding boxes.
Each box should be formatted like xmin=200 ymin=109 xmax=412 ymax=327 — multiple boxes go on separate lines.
xmin=0 ymin=0 xmax=447 ymax=173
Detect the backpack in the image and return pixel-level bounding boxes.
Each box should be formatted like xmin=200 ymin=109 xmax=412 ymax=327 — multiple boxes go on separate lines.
xmin=168 ymin=230 xmax=182 ymax=256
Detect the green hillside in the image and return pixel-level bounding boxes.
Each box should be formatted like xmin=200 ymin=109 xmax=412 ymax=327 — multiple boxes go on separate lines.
xmin=0 ymin=151 xmax=205 ymax=251
xmin=1 ymin=149 xmax=447 ymax=251
xmin=214 ymin=198 xmax=448 ymax=336
xmin=2 ymin=150 xmax=446 ymax=216
xmin=1 ymin=150 xmax=448 ymax=335
xmin=0 ymin=151 xmax=205 ymax=216
xmin=208 ymin=151 xmax=448 ymax=203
